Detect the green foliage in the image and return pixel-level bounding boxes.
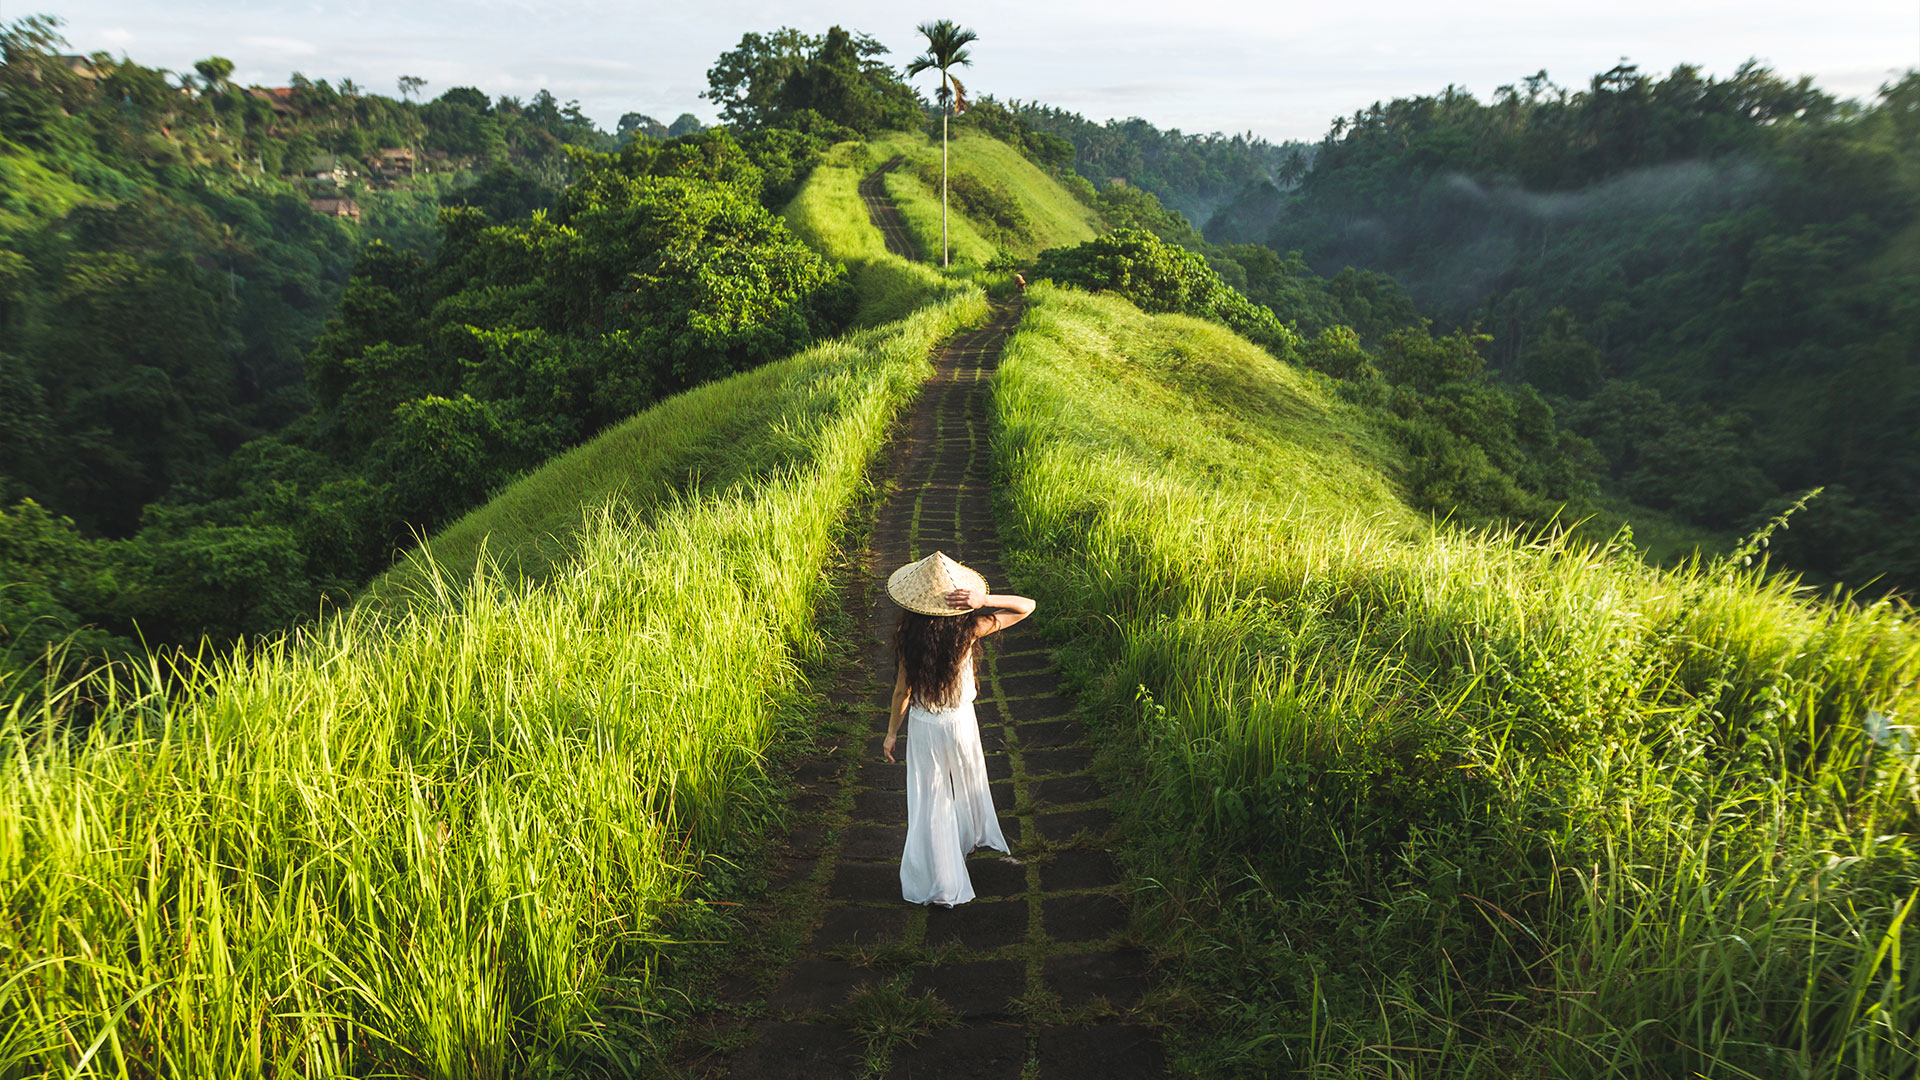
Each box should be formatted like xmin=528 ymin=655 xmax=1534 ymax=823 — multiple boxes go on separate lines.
xmin=1034 ymin=227 xmax=1298 ymax=357
xmin=703 ymin=26 xmax=923 ymax=135
xmin=948 ymin=97 xmax=1072 ymax=170
xmin=1015 ymin=103 xmax=1312 ymax=226
xmin=0 ymin=22 xmax=841 ymax=682
xmin=1035 ymin=230 xmax=1596 ymax=525
xmin=996 ymin=281 xmax=1920 ymax=1078
xmin=1239 ymin=61 xmax=1920 ymax=587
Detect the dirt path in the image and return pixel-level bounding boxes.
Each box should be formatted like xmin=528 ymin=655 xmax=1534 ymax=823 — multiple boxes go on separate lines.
xmin=680 ymin=166 xmax=1164 ymax=1078
xmin=859 ymin=156 xmax=919 ymax=262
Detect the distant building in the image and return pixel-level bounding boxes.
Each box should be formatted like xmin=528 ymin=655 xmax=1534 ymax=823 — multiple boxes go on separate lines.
xmin=303 ymin=153 xmax=349 ymax=183
xmin=247 ymin=87 xmax=297 ymax=115
xmin=370 ymin=147 xmax=416 ymax=180
xmin=308 ymin=197 xmax=362 ymax=222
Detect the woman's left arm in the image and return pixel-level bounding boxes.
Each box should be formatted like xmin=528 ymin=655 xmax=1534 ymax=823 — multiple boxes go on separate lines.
xmin=884 ymin=662 xmax=909 ymax=763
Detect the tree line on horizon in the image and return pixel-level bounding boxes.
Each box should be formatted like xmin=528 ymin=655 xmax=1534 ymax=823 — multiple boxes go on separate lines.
xmin=0 ymin=16 xmax=911 ymax=689
xmin=1206 ymin=62 xmax=1920 ymax=585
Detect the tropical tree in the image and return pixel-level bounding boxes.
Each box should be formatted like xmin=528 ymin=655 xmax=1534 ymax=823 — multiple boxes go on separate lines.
xmin=192 ymin=56 xmax=234 ymax=95
xmin=905 ymin=19 xmax=977 ymax=267
xmin=397 ymin=74 xmax=426 ymax=103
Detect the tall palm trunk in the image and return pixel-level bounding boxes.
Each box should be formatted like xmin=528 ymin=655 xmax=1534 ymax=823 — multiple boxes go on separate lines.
xmin=941 ymin=101 xmax=950 ymax=267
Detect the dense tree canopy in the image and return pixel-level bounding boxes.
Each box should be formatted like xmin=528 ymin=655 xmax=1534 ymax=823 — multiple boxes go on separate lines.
xmin=0 ymin=16 xmax=840 ymax=685
xmin=703 ymin=26 xmax=923 ymax=136
xmin=1214 ymin=61 xmax=1920 ymax=586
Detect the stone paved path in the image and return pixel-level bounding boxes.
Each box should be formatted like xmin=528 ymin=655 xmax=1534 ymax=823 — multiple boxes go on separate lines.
xmin=706 ymin=164 xmax=1165 ymax=1079
xmin=691 ymin=164 xmax=1159 ymax=1068
xmin=717 ymin=301 xmax=1164 ymax=1079
xmin=858 ymin=156 xmax=918 ymax=261
xmin=683 ymin=159 xmax=1159 ymax=1076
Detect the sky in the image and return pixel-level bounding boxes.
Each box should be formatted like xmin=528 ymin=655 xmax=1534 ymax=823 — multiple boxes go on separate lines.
xmin=29 ymin=0 xmax=1920 ymax=144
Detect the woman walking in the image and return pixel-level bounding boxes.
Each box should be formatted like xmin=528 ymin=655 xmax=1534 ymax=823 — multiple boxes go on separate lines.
xmin=882 ymin=551 xmax=1036 ymax=906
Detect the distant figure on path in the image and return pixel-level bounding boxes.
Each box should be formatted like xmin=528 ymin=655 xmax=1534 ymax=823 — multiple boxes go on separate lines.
xmin=1013 ymin=271 xmax=1027 ymax=293
xmin=882 ymin=551 xmax=1035 ymax=906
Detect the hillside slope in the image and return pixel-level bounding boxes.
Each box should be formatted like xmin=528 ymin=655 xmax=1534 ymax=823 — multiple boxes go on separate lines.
xmin=996 ymin=282 xmax=1920 ymax=1077
xmin=0 ymin=125 xmax=996 ymax=1072
xmin=870 ymin=131 xmax=1103 ymax=265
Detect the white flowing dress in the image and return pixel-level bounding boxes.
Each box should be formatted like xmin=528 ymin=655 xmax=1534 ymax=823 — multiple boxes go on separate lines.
xmin=900 ymin=657 xmax=1009 ymax=905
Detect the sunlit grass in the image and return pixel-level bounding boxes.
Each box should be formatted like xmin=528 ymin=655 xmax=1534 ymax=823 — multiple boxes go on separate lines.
xmin=994 ymin=282 xmax=1920 ymax=1078
xmin=781 ymin=139 xmax=964 ymax=326
xmin=0 ymin=287 xmax=989 ymax=1078
xmin=868 ymin=132 xmax=1100 ymax=267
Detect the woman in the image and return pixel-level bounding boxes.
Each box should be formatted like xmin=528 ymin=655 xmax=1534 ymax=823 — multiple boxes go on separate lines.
xmin=882 ymin=551 xmax=1036 ymax=906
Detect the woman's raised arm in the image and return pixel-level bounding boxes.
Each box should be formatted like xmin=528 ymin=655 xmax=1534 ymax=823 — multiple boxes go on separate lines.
xmin=944 ymin=588 xmax=1035 ymax=636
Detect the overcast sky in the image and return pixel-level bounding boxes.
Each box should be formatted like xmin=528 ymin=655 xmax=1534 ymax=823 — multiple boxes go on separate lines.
xmin=30 ymin=0 xmax=1920 ymax=143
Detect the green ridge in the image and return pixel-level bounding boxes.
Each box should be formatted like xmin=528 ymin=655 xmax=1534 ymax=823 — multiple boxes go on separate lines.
xmin=996 ymin=280 xmax=1920 ymax=1077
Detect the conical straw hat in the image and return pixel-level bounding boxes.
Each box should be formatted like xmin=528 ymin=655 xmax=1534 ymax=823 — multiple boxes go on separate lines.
xmin=886 ymin=551 xmax=988 ymax=616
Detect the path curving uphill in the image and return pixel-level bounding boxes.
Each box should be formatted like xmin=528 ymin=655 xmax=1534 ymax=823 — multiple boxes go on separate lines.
xmin=698 ymin=287 xmax=1167 ymax=1076
xmin=858 ymin=156 xmax=920 ymax=262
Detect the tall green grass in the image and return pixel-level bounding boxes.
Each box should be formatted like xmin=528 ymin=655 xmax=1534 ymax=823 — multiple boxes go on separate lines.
xmin=780 ymin=140 xmax=963 ymax=325
xmin=0 ymin=288 xmax=988 ymax=1077
xmin=994 ymin=283 xmax=1920 ymax=1077
xmin=866 ymin=132 xmax=1101 ymax=266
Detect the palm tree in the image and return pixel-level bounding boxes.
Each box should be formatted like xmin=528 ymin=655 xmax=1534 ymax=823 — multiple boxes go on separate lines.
xmin=905 ymin=20 xmax=977 ymax=268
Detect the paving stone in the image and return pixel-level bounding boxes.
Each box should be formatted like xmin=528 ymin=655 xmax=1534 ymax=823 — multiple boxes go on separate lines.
xmin=964 ymin=854 xmax=1027 ymax=897
xmin=988 ymin=779 xmax=1013 ymax=809
xmin=767 ymin=855 xmax=817 ymax=892
xmin=852 ymin=786 xmax=904 ymax=821
xmin=793 ymin=759 xmax=845 ymax=786
xmin=1034 ymin=1024 xmax=1163 ymax=1078
xmin=1039 ymin=848 xmax=1121 ymax=892
xmin=996 ymin=816 xmax=1023 ymax=846
xmin=1016 ymin=719 xmax=1086 ymax=748
xmin=908 ymin=960 xmax=1026 ymax=1018
xmin=1022 ymin=747 xmax=1095 ymax=775
xmin=924 ymin=898 xmax=1028 ymax=951
xmin=1005 ymin=693 xmax=1077 ymax=723
xmin=842 ymin=823 xmax=906 ymax=860
xmin=812 ymin=904 xmax=913 ymax=950
xmin=993 ymin=652 xmax=1054 ymax=676
xmin=829 ymin=861 xmax=901 ymax=901
xmin=998 ymin=672 xmax=1060 ymax=698
xmin=1043 ymin=949 xmax=1149 ymax=1008
xmin=974 ymin=700 xmax=1004 ymax=724
xmin=789 ymin=825 xmax=827 ymax=856
xmin=1032 ymin=774 xmax=1105 ymax=807
xmin=887 ymin=1022 xmax=1036 ymax=1068
xmin=1041 ymin=894 xmax=1129 ymax=944
xmin=766 ymin=958 xmax=881 ymax=1015
xmin=859 ymin=758 xmax=909 ymax=791
xmin=728 ymin=1020 xmax=859 ymax=1079
xmin=1033 ymin=808 xmax=1113 ymax=844
xmin=792 ymin=788 xmax=836 ymax=816
xmin=983 ymin=752 xmax=1012 ymax=781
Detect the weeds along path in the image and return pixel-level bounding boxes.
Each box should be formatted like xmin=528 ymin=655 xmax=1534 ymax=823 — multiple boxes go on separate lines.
xmin=697 ymin=299 xmax=1166 ymax=1079
xmin=859 ymin=157 xmax=920 ymax=262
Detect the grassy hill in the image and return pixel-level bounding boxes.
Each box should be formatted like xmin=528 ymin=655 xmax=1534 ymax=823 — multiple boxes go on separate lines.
xmin=996 ymin=281 xmax=1920 ymax=1077
xmin=0 ymin=131 xmax=990 ymax=1072
xmin=869 ymin=131 xmax=1102 ymax=266
xmin=10 ymin=112 xmax=1911 ymax=1079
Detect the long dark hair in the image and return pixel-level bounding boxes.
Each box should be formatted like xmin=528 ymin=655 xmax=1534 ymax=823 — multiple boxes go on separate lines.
xmin=894 ymin=609 xmax=990 ymax=711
